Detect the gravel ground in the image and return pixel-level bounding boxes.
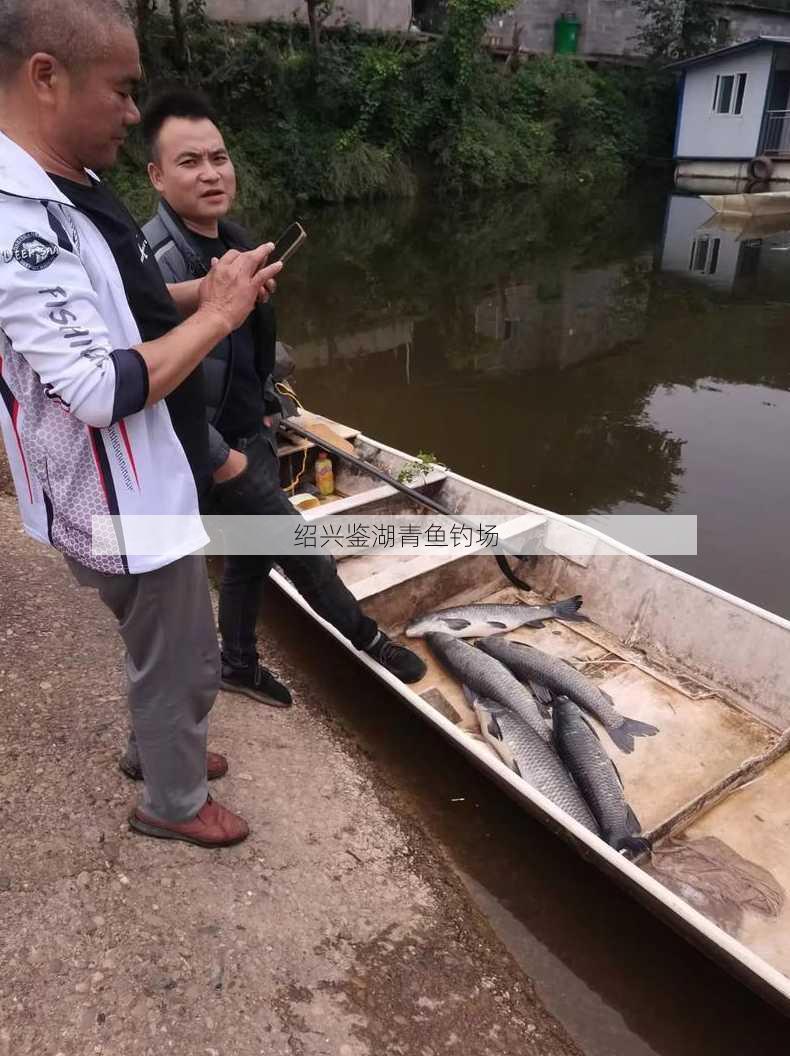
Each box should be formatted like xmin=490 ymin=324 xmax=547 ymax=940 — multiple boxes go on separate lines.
xmin=0 ymin=487 xmax=583 ymax=1056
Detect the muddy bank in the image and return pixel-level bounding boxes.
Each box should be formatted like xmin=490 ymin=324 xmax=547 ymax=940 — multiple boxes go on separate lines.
xmin=0 ymin=495 xmax=582 ymax=1056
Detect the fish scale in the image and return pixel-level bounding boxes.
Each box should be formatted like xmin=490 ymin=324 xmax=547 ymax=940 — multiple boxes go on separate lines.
xmin=477 ymin=638 xmax=659 ymax=754
xmin=425 ymin=632 xmax=550 ymax=739
xmin=472 ymin=695 xmax=599 ymax=833
xmin=406 ymin=595 xmax=587 ymax=639
xmin=553 ymin=697 xmax=649 ymax=856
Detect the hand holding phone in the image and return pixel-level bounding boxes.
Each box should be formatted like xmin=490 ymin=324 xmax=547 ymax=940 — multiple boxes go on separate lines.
xmin=268 ymin=221 xmax=308 ymax=268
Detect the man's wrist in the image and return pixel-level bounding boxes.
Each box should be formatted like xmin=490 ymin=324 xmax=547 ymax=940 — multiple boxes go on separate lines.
xmin=194 ymin=303 xmax=233 ymax=342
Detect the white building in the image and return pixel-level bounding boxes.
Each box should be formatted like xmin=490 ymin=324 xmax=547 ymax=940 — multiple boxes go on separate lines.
xmin=670 ymin=36 xmax=790 ymax=183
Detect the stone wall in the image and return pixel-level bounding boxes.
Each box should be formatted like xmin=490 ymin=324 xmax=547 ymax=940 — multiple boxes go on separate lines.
xmin=203 ymin=0 xmax=412 ymax=31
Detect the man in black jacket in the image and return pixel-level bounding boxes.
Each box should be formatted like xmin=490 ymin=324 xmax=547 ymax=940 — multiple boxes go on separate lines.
xmin=142 ymin=90 xmax=426 ymax=705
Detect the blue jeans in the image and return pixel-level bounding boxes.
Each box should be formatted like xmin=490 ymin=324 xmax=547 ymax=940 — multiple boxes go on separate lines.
xmin=210 ymin=427 xmax=378 ymax=669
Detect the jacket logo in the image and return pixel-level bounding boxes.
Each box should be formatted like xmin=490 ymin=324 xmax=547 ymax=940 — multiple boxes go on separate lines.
xmin=10 ymin=233 xmax=59 ymax=271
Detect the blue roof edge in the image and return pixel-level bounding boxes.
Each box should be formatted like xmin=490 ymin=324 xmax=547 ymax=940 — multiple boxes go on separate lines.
xmin=664 ymin=36 xmax=790 ymax=71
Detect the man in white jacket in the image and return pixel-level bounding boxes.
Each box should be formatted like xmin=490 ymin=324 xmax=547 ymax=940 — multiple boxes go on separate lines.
xmin=0 ymin=0 xmax=281 ymax=847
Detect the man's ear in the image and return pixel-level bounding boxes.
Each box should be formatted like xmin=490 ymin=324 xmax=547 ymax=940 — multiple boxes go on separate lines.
xmin=27 ymin=53 xmax=60 ymax=105
xmin=148 ymin=160 xmax=164 ymax=192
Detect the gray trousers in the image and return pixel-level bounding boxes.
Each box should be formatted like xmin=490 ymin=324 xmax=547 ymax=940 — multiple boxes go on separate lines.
xmin=66 ymin=554 xmax=219 ymax=823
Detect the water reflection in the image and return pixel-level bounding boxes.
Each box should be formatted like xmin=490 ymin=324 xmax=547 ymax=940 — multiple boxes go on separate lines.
xmin=263 ymin=188 xmax=790 ymax=1052
xmin=272 ymin=185 xmax=790 ymax=616
xmin=660 ymin=192 xmax=790 ymax=296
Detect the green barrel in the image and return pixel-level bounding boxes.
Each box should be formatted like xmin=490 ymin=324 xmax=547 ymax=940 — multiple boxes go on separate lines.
xmin=554 ymin=13 xmax=581 ymax=55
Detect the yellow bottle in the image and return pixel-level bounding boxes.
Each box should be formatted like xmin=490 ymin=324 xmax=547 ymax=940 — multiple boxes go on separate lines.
xmin=315 ymin=451 xmax=334 ymax=497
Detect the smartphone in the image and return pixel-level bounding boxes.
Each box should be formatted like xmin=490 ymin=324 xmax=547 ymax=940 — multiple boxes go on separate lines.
xmin=269 ymin=222 xmax=307 ymax=267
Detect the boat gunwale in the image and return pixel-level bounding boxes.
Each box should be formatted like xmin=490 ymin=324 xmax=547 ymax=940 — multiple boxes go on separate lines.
xmin=361 ymin=432 xmax=790 ymax=638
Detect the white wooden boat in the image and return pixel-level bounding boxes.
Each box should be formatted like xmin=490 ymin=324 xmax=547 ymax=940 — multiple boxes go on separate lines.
xmin=702 ymin=190 xmax=790 ymax=218
xmin=271 ymin=414 xmax=790 ymax=1013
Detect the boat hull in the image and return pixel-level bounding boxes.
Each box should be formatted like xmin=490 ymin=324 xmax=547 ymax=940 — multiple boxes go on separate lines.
xmin=267 ymin=422 xmax=790 ymax=1014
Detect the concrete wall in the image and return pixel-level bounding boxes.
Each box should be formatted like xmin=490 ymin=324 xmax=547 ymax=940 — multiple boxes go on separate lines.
xmin=486 ymin=1 xmax=642 ymax=59
xmin=485 ymin=2 xmax=790 ymax=61
xmin=201 ymin=1 xmax=790 ymax=55
xmin=675 ymin=45 xmax=772 ymax=158
xmin=725 ymin=6 xmax=790 ymax=41
xmin=204 ymin=0 xmax=412 ymax=31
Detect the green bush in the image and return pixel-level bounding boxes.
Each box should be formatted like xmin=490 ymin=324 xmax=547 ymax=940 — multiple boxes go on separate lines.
xmin=115 ymin=5 xmax=671 ymax=216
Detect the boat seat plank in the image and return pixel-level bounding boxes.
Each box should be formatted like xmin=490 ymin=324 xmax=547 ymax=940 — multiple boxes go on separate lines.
xmin=300 ymin=471 xmax=448 ymax=522
xmin=341 ymin=513 xmax=546 ymax=601
xmin=277 ymin=417 xmax=359 ymax=458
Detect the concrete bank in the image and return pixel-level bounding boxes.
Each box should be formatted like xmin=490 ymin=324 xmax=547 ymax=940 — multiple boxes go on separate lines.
xmin=0 ymin=489 xmax=583 ymax=1056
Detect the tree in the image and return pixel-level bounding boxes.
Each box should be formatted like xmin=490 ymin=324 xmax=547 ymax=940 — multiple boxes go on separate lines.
xmin=134 ymin=0 xmax=157 ymax=65
xmin=169 ymin=0 xmax=187 ymax=69
xmin=633 ymin=0 xmax=720 ymax=62
xmin=305 ymin=0 xmax=335 ymax=58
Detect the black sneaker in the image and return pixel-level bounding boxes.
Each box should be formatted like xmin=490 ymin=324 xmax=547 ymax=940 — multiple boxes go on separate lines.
xmin=363 ymin=632 xmax=427 ymax=684
xmin=220 ymin=662 xmax=293 ymax=708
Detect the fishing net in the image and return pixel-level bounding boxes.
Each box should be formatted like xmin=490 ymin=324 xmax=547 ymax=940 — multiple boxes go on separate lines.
xmin=647 ymin=835 xmax=785 ymax=934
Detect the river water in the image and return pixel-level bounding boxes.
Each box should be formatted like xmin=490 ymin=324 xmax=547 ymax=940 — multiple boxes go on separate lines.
xmin=267 ymin=184 xmax=790 ymax=1051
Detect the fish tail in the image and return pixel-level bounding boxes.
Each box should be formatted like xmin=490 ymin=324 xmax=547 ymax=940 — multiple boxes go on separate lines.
xmin=607 ymin=717 xmax=659 ymax=754
xmin=613 ymin=835 xmax=651 ymax=859
xmin=552 ymin=595 xmax=589 ymax=623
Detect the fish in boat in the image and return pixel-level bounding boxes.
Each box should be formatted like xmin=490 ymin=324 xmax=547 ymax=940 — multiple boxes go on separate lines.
xmin=476 ymin=638 xmax=658 ymax=754
xmin=405 ymin=595 xmax=588 ymax=639
xmin=552 ymin=696 xmax=650 ymax=857
xmin=468 ymin=690 xmax=598 ymax=833
xmin=425 ymin=632 xmax=549 ymax=738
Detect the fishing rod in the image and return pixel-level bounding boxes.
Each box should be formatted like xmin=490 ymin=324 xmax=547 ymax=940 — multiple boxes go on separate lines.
xmin=279 ymin=419 xmax=533 ymax=592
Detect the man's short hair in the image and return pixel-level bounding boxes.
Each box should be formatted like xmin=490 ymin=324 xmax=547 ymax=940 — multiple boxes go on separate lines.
xmin=142 ymin=89 xmax=220 ymax=162
xmin=0 ymin=0 xmax=133 ymax=83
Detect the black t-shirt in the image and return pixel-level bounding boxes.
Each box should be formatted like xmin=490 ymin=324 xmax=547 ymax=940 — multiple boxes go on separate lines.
xmin=49 ymin=175 xmax=212 ymax=499
xmin=190 ymin=229 xmax=266 ymax=443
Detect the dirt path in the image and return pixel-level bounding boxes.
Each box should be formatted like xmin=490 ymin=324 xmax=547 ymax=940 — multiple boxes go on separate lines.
xmin=0 ymin=489 xmax=583 ymax=1056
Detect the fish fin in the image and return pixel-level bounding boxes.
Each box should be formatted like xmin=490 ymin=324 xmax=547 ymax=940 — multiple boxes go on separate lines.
xmin=625 ymin=804 xmax=642 ymax=834
xmin=442 ymin=618 xmax=471 ymax=631
xmin=609 ymin=755 xmax=625 ymax=790
xmin=512 ymin=759 xmax=523 ymax=778
xmin=523 ymin=619 xmax=546 ymax=628
xmin=461 ymin=684 xmax=478 ymax=707
xmin=606 ymin=725 xmax=635 ymax=754
xmin=600 ymin=688 xmax=617 ymax=709
xmin=613 ymin=835 xmax=651 ymax=860
xmin=486 ymin=621 xmax=508 ymax=630
xmin=607 ymin=717 xmax=659 ymax=754
xmin=527 ymin=680 xmax=554 ymax=708
xmin=552 ymin=596 xmax=590 ymax=623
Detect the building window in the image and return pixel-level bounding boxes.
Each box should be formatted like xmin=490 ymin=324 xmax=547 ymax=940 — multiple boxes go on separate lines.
xmin=713 ymin=73 xmax=747 ymax=115
xmin=689 ymin=236 xmax=720 ymax=275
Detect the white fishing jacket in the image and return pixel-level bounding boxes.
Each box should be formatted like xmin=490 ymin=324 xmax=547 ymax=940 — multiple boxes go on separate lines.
xmin=0 ymin=131 xmax=207 ymax=574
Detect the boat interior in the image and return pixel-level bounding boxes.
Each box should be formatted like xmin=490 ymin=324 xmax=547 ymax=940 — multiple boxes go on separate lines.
xmin=275 ymin=415 xmax=790 ymax=989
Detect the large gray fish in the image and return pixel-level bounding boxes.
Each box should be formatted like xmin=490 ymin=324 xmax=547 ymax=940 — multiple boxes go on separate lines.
xmin=553 ymin=696 xmax=649 ymax=857
xmin=406 ymin=595 xmax=588 ymax=639
xmin=476 ymin=638 xmax=658 ymax=754
xmin=469 ymin=691 xmax=599 ymax=833
xmin=425 ymin=632 xmax=549 ymax=738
